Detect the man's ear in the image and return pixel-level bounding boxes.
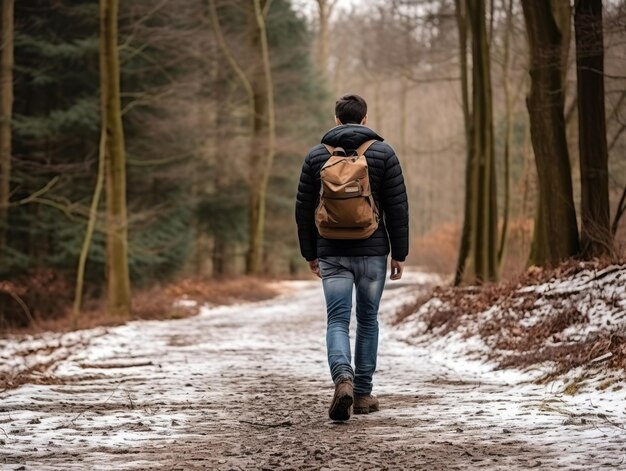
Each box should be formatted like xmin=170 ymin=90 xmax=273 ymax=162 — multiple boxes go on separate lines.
xmin=360 ymin=115 xmax=368 ymax=125
xmin=335 ymin=116 xmax=342 ymax=125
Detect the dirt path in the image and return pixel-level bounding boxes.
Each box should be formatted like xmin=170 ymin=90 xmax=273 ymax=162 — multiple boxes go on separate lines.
xmin=1 ymin=275 xmax=625 ymax=470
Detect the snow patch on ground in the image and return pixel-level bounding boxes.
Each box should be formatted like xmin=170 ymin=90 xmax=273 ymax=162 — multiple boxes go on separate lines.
xmin=393 ymin=264 xmax=626 ymax=449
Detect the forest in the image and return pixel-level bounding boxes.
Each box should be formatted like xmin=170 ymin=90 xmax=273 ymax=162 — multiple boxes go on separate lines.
xmin=2 ymin=1 xmax=626 ymax=468
xmin=0 ymin=0 xmax=625 ymax=328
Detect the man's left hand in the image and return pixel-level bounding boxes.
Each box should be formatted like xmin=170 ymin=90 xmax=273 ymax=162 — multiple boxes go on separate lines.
xmin=390 ymin=259 xmax=404 ymax=280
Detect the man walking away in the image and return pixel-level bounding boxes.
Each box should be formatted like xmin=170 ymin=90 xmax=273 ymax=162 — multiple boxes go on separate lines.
xmin=295 ymin=94 xmax=409 ymax=421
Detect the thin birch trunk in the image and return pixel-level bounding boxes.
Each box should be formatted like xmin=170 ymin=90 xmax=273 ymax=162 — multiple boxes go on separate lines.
xmin=72 ymin=118 xmax=106 ymax=326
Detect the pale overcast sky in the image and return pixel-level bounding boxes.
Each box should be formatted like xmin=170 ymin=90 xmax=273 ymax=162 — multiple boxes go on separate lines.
xmin=291 ymin=0 xmax=368 ymax=20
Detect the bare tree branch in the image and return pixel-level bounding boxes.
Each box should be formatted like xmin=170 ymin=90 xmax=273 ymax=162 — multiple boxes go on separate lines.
xmin=3 ymin=176 xmax=60 ymax=208
xmin=612 ymin=186 xmax=626 ymax=236
xmin=207 ymin=0 xmax=254 ymax=116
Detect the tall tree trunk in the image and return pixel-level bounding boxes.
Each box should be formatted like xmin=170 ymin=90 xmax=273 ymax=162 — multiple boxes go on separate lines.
xmin=398 ymin=78 xmax=411 ymax=197
xmin=520 ymin=121 xmax=533 ymax=253
xmin=208 ymin=55 xmax=226 ymax=277
xmin=101 ymin=0 xmax=131 ymax=317
xmin=455 ymin=0 xmax=498 ymax=285
xmin=0 ymin=0 xmax=13 ymax=264
xmin=497 ymin=0 xmax=513 ymax=266
xmin=574 ymin=0 xmax=614 ymax=259
xmin=246 ymin=0 xmax=276 ymax=275
xmin=613 ymin=186 xmax=626 ymax=236
xmin=607 ymin=90 xmax=626 ymax=152
xmin=209 ymin=0 xmax=265 ymax=275
xmin=212 ymin=237 xmax=225 ymax=276
xmin=453 ymin=0 xmax=473 ymax=285
xmin=521 ymin=0 xmax=580 ymax=267
xmin=315 ymin=0 xmax=334 ymax=81
xmin=469 ymin=0 xmax=498 ymax=283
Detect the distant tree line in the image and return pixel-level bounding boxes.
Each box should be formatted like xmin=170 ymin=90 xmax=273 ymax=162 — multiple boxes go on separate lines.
xmin=312 ymin=0 xmax=626 ymax=285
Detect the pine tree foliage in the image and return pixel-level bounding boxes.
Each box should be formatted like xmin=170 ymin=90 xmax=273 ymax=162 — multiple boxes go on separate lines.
xmin=2 ymin=0 xmax=328 ymax=287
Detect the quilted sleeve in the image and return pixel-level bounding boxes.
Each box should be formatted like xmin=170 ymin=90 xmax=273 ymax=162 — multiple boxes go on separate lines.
xmin=295 ymin=156 xmax=318 ymax=261
xmin=379 ymin=151 xmax=409 ymax=261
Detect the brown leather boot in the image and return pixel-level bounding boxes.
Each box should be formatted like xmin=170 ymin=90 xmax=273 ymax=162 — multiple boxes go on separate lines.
xmin=353 ymin=394 xmax=379 ymax=414
xmin=328 ymin=377 xmax=353 ymax=421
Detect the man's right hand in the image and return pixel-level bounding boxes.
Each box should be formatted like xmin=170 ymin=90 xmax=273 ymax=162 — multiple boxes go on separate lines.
xmin=308 ymin=259 xmax=321 ymax=278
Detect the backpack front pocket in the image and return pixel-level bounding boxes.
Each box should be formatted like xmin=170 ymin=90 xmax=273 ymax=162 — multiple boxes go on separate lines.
xmin=316 ymin=193 xmax=375 ymax=228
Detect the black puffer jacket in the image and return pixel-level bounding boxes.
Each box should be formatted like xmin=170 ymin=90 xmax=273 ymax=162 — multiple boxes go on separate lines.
xmin=295 ymin=124 xmax=409 ymax=261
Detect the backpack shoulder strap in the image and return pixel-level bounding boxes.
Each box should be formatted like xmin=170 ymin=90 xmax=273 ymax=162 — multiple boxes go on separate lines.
xmin=356 ymin=139 xmax=377 ymax=156
xmin=323 ymin=144 xmax=350 ymax=157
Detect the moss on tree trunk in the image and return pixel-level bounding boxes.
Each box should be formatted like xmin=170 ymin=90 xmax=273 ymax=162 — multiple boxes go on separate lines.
xmin=101 ymin=0 xmax=131 ymax=317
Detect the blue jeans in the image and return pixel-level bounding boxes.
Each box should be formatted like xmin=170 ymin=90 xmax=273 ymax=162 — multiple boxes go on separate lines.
xmin=319 ymin=255 xmax=387 ymax=395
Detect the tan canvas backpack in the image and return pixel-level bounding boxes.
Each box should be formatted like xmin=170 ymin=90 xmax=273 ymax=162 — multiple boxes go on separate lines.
xmin=315 ymin=139 xmax=379 ymax=239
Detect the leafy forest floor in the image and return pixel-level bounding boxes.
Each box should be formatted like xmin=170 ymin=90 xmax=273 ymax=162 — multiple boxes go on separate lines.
xmin=397 ymin=261 xmax=626 ymax=387
xmin=0 ymin=276 xmax=278 ymax=335
xmin=1 ymin=266 xmax=626 ymax=469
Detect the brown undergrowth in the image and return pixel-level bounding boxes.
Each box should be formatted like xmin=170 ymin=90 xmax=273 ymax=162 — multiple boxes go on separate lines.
xmin=408 ymin=219 xmax=534 ymax=278
xmin=396 ymin=259 xmax=626 ymax=379
xmin=1 ymin=275 xmax=278 ymax=336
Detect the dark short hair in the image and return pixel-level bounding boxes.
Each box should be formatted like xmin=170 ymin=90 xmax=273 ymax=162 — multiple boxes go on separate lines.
xmin=335 ymin=94 xmax=367 ymax=124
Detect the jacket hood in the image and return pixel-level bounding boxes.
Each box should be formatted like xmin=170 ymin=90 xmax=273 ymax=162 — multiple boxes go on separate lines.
xmin=321 ymin=124 xmax=384 ymax=150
